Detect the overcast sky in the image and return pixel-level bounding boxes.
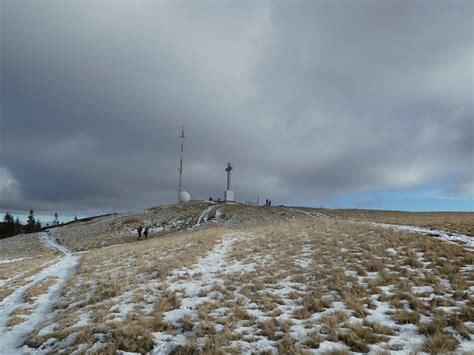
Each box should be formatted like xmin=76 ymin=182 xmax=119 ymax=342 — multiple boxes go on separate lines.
xmin=1 ymin=0 xmax=473 ymax=216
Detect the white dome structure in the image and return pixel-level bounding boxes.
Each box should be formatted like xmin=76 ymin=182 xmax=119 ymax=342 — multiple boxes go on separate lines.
xmin=180 ymin=190 xmax=191 ymax=202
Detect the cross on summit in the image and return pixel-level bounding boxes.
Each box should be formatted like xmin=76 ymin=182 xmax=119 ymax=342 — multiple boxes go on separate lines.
xmin=225 ymin=162 xmax=234 ymax=202
xmin=225 ymin=162 xmax=233 ymax=190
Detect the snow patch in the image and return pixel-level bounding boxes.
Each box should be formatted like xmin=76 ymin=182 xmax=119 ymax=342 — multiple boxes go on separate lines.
xmin=0 ymin=257 xmax=31 ymax=265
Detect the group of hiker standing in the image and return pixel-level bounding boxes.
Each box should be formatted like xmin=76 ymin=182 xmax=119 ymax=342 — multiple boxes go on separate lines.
xmin=136 ymin=226 xmax=149 ymax=240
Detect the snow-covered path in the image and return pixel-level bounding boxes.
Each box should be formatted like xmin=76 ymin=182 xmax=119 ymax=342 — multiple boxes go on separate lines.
xmin=294 ymin=208 xmax=474 ymax=250
xmin=38 ymin=232 xmax=70 ymax=254
xmin=0 ymin=232 xmax=81 ymax=354
xmin=367 ymin=222 xmax=474 ymax=250
xmin=193 ymin=205 xmax=215 ymax=227
xmin=284 ymin=207 xmax=337 ymax=221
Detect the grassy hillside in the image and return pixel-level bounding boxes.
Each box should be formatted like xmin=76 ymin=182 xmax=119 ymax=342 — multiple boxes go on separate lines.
xmin=0 ymin=203 xmax=472 ymax=354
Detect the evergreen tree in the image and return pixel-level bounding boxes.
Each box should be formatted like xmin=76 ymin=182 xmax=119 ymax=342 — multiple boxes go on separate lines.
xmin=2 ymin=212 xmax=15 ymax=235
xmin=74 ymin=215 xmax=78 ymax=222
xmin=54 ymin=213 xmax=59 ymax=226
xmin=3 ymin=212 xmax=14 ymax=225
xmin=35 ymin=220 xmax=42 ymax=230
xmin=27 ymin=209 xmax=36 ymax=231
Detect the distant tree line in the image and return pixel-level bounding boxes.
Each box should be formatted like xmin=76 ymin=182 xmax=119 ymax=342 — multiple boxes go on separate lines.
xmin=0 ymin=210 xmax=63 ymax=239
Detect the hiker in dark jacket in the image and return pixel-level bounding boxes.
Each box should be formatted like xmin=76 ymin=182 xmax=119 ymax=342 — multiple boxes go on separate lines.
xmin=137 ymin=226 xmax=143 ymax=240
xmin=144 ymin=227 xmax=149 ymax=239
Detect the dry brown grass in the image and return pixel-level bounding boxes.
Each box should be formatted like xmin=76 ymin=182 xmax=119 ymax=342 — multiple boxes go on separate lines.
xmin=338 ymin=329 xmax=369 ymax=353
xmin=24 ymin=277 xmax=58 ymax=302
xmin=423 ymin=331 xmax=457 ymax=354
xmin=122 ymin=216 xmax=141 ymax=224
xmin=302 ymin=293 xmax=332 ymax=314
xmin=8 ymin=316 xmax=25 ymax=328
xmin=343 ymin=292 xmax=368 ymax=318
xmin=23 ymin=206 xmax=473 ymax=353
xmin=391 ymin=310 xmax=420 ymax=325
xmin=112 ymin=322 xmax=155 ymax=353
xmin=7 ymin=306 xmax=33 ymax=328
xmin=0 ymin=287 xmax=14 ymax=302
xmin=321 ymin=314 xmax=347 ymax=341
xmin=258 ymin=318 xmax=280 ymax=340
xmin=278 ymin=334 xmax=298 ymax=354
xmin=305 ymin=332 xmax=321 ymax=348
xmin=362 ymin=320 xmax=395 ymax=336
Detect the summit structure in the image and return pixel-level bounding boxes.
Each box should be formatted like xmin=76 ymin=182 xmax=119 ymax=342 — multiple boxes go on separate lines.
xmin=225 ymin=162 xmax=234 ymax=202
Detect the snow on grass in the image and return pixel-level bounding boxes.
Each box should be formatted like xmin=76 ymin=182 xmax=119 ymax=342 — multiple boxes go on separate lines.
xmin=164 ymin=234 xmax=253 ymax=322
xmin=458 ymin=339 xmax=474 ymax=354
xmin=11 ymin=207 xmax=472 ymax=353
xmin=0 ymin=257 xmax=32 ymax=265
xmin=386 ymin=248 xmax=397 ymax=256
xmin=0 ymin=253 xmax=81 ymax=353
xmin=151 ymin=232 xmax=256 ymax=352
xmin=293 ymin=233 xmax=313 ymax=269
xmin=0 ymin=232 xmax=81 ymax=354
xmin=0 ymin=273 xmax=22 ymax=288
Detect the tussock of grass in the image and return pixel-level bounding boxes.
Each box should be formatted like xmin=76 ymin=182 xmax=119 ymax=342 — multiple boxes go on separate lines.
xmin=391 ymin=310 xmax=420 ymax=325
xmin=343 ymin=292 xmax=368 ymax=318
xmin=180 ymin=314 xmax=195 ymax=332
xmin=302 ymin=293 xmax=332 ymax=313
xmin=321 ymin=314 xmax=347 ymax=341
xmin=258 ymin=318 xmax=280 ymax=340
xmin=448 ymin=315 xmax=471 ymax=339
xmin=305 ymin=332 xmax=321 ymax=348
xmin=338 ymin=329 xmax=369 ymax=352
xmin=346 ymin=323 xmax=388 ymax=344
xmin=423 ymin=331 xmax=457 ymax=354
xmin=362 ymin=320 xmax=395 ymax=335
xmin=278 ymin=334 xmax=298 ymax=354
xmin=156 ymin=289 xmax=182 ymax=312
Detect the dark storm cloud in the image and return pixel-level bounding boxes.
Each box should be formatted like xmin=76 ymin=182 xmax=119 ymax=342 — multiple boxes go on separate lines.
xmin=0 ymin=0 xmax=472 ymax=214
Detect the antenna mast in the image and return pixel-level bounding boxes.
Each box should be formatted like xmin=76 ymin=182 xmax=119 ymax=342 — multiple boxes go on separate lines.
xmin=177 ymin=127 xmax=185 ymax=203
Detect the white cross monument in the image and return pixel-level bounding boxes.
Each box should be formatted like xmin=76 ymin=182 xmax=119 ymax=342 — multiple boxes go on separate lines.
xmin=225 ymin=162 xmax=234 ymax=202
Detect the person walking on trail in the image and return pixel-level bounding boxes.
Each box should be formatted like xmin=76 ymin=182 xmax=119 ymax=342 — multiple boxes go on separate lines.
xmin=144 ymin=227 xmax=149 ymax=239
xmin=137 ymin=226 xmax=143 ymax=240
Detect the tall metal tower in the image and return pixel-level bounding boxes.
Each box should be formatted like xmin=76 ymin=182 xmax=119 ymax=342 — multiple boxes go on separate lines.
xmin=177 ymin=127 xmax=185 ymax=203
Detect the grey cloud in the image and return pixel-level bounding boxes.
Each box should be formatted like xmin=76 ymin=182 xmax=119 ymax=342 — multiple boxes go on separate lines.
xmin=0 ymin=0 xmax=472 ymax=215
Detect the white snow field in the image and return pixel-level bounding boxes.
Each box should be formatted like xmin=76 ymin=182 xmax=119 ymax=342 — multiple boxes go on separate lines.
xmin=0 ymin=203 xmax=472 ymax=353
